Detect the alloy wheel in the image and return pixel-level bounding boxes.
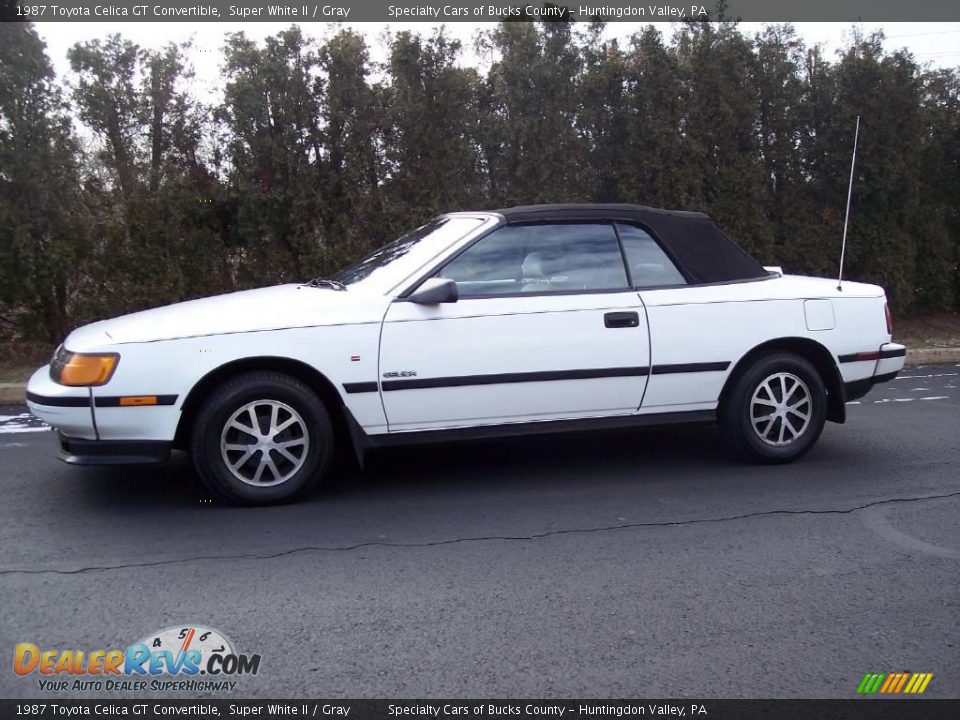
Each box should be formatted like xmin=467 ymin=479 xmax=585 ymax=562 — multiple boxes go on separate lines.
xmin=749 ymin=372 xmax=812 ymax=447
xmin=219 ymin=400 xmax=310 ymax=487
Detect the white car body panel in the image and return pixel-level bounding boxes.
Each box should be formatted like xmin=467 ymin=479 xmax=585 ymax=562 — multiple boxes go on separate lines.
xmin=638 ymin=278 xmax=889 ymax=409
xmin=65 ymin=284 xmax=388 ymax=348
xmin=380 ymin=292 xmax=649 ymax=431
xmin=26 ymin=367 xmax=96 ymax=439
xmin=27 ymin=208 xmax=907 ymax=462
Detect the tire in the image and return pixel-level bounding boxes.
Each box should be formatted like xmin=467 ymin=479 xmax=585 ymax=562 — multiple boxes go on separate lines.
xmin=190 ymin=371 xmax=334 ymax=505
xmin=719 ymin=352 xmax=827 ymax=464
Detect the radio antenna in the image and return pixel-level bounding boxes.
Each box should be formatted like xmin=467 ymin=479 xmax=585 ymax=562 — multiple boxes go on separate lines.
xmin=837 ymin=115 xmax=861 ymax=291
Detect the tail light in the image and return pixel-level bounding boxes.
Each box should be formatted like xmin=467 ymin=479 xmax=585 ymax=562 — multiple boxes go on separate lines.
xmin=885 ymin=303 xmax=893 ymax=335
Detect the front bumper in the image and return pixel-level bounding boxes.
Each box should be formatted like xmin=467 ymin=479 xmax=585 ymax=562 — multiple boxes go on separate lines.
xmin=58 ymin=433 xmax=172 ymax=465
xmin=26 ymin=365 xmax=97 ymax=439
xmin=28 ymin=360 xmax=183 ymax=445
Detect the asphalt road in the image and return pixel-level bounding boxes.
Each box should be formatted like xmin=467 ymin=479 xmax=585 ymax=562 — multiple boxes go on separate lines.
xmin=1 ymin=365 xmax=958 ymax=700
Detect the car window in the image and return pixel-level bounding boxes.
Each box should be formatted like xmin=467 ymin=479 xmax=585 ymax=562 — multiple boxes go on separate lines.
xmin=332 ymin=215 xmax=487 ymax=292
xmin=617 ymin=223 xmax=687 ymax=288
xmin=437 ymin=223 xmax=629 ymax=297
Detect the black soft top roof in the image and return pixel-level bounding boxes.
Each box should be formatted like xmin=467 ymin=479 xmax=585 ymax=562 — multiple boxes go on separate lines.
xmin=491 ymin=203 xmax=768 ymax=285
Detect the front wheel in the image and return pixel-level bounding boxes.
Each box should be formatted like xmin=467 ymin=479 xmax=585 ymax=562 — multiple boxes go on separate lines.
xmin=719 ymin=353 xmax=827 ymax=463
xmin=191 ymin=371 xmax=334 ymax=505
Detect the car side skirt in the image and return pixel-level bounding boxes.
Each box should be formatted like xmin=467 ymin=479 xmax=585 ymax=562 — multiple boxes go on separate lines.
xmin=343 ymin=408 xmax=716 ymax=466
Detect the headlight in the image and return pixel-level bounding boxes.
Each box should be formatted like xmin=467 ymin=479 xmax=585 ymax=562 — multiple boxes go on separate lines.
xmin=50 ymin=346 xmax=120 ymax=386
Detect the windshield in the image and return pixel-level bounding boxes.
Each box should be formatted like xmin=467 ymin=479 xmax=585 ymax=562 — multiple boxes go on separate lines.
xmin=331 ymin=215 xmax=488 ymax=293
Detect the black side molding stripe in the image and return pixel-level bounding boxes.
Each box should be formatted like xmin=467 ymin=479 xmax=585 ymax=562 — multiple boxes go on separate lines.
xmin=94 ymin=395 xmax=178 ymax=408
xmin=343 ymin=382 xmax=379 ymax=394
xmin=650 ymin=361 xmax=730 ymax=375
xmin=26 ymin=392 xmax=178 ymax=407
xmin=343 ymin=362 xmax=735 ymax=394
xmin=838 ymin=353 xmax=871 ymax=363
xmin=381 ymin=367 xmax=651 ymax=392
xmin=838 ymin=347 xmax=906 ymax=363
xmin=26 ymin=392 xmax=90 ymax=407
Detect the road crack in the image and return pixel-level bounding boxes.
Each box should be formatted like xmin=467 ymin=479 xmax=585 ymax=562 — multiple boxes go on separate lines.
xmin=3 ymin=491 xmax=959 ymax=576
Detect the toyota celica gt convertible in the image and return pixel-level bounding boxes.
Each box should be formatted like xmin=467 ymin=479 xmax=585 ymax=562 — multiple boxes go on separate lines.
xmin=28 ymin=204 xmax=906 ymax=504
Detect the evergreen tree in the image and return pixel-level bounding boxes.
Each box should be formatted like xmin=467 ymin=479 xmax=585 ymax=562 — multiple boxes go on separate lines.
xmin=479 ymin=19 xmax=587 ymax=205
xmin=220 ymin=27 xmax=323 ymax=283
xmin=382 ymin=30 xmax=484 ymax=225
xmin=3 ymin=20 xmax=960 ymax=342
xmin=0 ymin=24 xmax=87 ymax=341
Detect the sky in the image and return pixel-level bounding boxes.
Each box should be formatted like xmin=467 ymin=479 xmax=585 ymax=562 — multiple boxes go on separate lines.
xmin=33 ymin=21 xmax=960 ymax=106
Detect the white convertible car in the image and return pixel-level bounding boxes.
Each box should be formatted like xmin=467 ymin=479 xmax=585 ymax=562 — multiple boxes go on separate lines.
xmin=28 ymin=204 xmax=906 ymax=504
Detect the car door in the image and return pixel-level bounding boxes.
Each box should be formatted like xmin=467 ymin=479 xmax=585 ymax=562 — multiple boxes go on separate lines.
xmin=378 ymin=222 xmax=651 ymax=432
xmin=616 ymin=222 xmax=735 ymax=411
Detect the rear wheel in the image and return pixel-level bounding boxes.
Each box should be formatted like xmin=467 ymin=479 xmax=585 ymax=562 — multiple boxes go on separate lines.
xmin=719 ymin=352 xmax=827 ymax=463
xmin=191 ymin=372 xmax=333 ymax=505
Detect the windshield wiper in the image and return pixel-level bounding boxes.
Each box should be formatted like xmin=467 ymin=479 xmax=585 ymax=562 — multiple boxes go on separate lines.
xmin=305 ymin=278 xmax=347 ymax=291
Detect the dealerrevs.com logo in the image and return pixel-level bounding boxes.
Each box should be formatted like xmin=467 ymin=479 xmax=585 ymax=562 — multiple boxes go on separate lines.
xmin=13 ymin=625 xmax=261 ymax=693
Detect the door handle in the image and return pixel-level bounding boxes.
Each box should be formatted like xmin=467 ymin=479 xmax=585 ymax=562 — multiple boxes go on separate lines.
xmin=604 ymin=311 xmax=640 ymax=329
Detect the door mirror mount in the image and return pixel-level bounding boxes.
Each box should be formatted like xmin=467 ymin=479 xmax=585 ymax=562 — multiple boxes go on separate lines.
xmin=407 ymin=278 xmax=459 ymax=305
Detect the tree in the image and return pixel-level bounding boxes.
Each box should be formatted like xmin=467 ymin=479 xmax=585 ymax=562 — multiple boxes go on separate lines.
xmin=69 ymin=35 xmax=228 ymax=315
xmin=315 ymin=29 xmax=386 ymax=265
xmin=479 ymin=19 xmax=588 ymax=205
xmin=0 ymin=23 xmax=87 ymax=341
xmin=4 ymin=19 xmax=960 ymax=345
xmin=818 ymin=34 xmax=926 ymax=311
xmin=382 ymin=29 xmax=484 ymax=226
xmin=914 ymin=69 xmax=960 ymax=312
xmin=220 ymin=27 xmax=323 ymax=283
xmin=672 ymin=21 xmax=773 ymax=259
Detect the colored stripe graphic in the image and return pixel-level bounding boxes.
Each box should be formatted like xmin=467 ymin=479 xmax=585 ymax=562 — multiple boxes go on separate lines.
xmin=880 ymin=673 xmax=904 ymax=693
xmin=906 ymin=673 xmax=934 ymax=694
xmin=858 ymin=672 xmax=933 ymax=694
xmin=857 ymin=673 xmax=885 ymax=694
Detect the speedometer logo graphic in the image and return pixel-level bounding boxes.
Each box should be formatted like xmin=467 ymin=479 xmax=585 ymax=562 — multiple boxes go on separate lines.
xmin=135 ymin=625 xmax=235 ymax=671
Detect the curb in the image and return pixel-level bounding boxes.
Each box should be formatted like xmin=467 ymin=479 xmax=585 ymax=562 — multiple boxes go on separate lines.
xmin=906 ymin=347 xmax=960 ymax=367
xmin=2 ymin=348 xmax=958 ymax=406
xmin=0 ymin=384 xmax=27 ymax=405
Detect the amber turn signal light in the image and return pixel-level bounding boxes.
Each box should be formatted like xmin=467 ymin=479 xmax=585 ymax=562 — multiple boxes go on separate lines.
xmin=56 ymin=352 xmax=120 ymax=387
xmin=118 ymin=396 xmax=157 ymax=406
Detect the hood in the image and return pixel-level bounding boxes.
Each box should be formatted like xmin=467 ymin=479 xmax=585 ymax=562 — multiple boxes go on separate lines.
xmin=65 ymin=284 xmax=388 ymax=351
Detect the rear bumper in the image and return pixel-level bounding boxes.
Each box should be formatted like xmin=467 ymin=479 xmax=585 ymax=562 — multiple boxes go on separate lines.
xmin=874 ymin=342 xmax=907 ymax=378
xmin=843 ymin=342 xmax=906 ymax=401
xmin=58 ymin=433 xmax=172 ymax=465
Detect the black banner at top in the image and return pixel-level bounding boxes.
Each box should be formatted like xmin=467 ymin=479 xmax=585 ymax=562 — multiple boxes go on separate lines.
xmin=3 ymin=0 xmax=960 ymax=23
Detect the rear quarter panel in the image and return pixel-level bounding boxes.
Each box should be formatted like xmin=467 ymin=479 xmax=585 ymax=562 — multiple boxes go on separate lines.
xmin=639 ymin=277 xmax=890 ymax=410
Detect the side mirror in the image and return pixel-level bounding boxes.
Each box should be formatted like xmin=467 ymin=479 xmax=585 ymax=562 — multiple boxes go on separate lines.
xmin=407 ymin=278 xmax=459 ymax=305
